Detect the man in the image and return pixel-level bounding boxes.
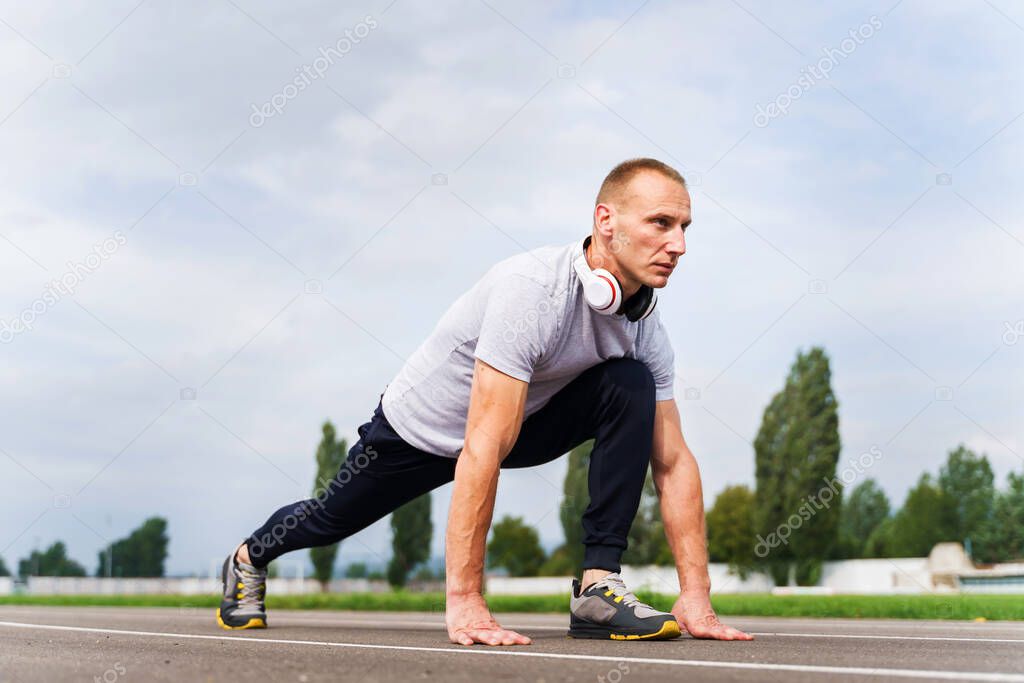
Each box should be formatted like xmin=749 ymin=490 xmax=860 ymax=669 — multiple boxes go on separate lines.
xmin=217 ymin=158 xmax=752 ymax=645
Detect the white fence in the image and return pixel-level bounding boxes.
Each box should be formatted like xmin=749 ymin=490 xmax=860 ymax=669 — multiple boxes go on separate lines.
xmin=490 ymin=558 xmax=1019 ymax=596
xmin=621 ymin=563 xmax=776 ymax=594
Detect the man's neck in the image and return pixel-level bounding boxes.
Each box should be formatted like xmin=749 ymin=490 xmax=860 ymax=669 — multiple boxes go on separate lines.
xmin=585 ymin=237 xmax=641 ymax=300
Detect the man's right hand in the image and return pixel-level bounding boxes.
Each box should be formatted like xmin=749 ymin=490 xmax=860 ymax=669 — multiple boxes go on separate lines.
xmin=445 ymin=592 xmax=531 ymax=646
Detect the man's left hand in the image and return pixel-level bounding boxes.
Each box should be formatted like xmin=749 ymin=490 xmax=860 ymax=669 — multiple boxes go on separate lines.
xmin=671 ymin=593 xmax=753 ymax=640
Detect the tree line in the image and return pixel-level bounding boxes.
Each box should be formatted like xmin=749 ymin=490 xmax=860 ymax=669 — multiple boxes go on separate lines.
xmin=709 ymin=347 xmax=1024 ymax=585
xmin=4 ymin=517 xmax=168 ymax=579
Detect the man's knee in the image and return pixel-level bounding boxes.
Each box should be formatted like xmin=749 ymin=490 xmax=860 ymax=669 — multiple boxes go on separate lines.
xmin=597 ymin=357 xmax=656 ymax=399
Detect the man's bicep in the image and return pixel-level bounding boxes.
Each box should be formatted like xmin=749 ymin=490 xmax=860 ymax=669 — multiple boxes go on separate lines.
xmin=464 ymin=358 xmax=530 ymax=459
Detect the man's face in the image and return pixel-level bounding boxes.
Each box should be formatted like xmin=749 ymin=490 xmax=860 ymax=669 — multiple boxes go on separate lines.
xmin=596 ymin=171 xmax=691 ymax=290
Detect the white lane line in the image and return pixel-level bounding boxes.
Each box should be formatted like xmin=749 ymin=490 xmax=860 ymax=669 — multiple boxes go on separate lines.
xmin=1 ymin=621 xmax=1023 ymax=682
xmin=747 ymin=632 xmax=1024 ymax=644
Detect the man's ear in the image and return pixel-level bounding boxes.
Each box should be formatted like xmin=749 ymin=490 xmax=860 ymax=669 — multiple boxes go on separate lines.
xmin=594 ymin=203 xmax=615 ymax=235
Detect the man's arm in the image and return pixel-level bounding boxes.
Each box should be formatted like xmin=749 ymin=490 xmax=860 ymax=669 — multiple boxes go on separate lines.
xmin=445 ymin=358 xmax=532 ymax=646
xmin=650 ymin=398 xmax=753 ymax=640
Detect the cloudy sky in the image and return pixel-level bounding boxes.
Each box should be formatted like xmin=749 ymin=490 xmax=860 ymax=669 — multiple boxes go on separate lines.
xmin=0 ymin=0 xmax=1020 ymax=577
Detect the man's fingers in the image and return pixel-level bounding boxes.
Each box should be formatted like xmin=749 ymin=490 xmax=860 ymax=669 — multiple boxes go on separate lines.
xmin=691 ymin=624 xmax=754 ymax=641
xmin=502 ymin=629 xmax=531 ymax=645
xmin=451 ymin=628 xmax=487 ymax=646
xmin=487 ymin=628 xmax=528 ymax=646
xmin=714 ymin=624 xmax=753 ymax=641
xmin=467 ymin=629 xmax=496 ymax=645
xmin=452 ymin=627 xmax=531 ymax=646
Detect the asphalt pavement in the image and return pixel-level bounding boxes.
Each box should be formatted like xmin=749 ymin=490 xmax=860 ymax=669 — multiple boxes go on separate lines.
xmin=1 ymin=606 xmax=1023 ymax=682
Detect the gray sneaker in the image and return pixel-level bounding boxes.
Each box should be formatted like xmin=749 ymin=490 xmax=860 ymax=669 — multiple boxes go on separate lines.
xmin=216 ymin=544 xmax=268 ymax=630
xmin=568 ymin=573 xmax=681 ymax=640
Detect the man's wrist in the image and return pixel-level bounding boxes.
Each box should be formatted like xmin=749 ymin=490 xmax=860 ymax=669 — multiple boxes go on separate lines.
xmin=678 ymin=572 xmax=712 ymax=596
xmin=445 ymin=585 xmax=485 ymax=599
xmin=678 ymin=587 xmax=712 ymax=607
xmin=445 ymin=590 xmax=489 ymax=612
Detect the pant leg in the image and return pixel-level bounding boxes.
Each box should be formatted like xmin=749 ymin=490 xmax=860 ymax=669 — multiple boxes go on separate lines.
xmin=245 ymin=401 xmax=456 ymax=568
xmin=502 ymin=357 xmax=657 ymax=573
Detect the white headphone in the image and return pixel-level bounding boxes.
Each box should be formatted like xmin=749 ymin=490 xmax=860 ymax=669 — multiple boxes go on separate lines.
xmin=572 ymin=235 xmax=657 ymax=322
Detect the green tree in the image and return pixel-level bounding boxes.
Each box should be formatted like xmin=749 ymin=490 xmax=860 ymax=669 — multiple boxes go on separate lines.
xmin=538 ymin=546 xmax=575 ymax=576
xmin=487 ymin=516 xmax=547 ymax=577
xmin=938 ymin=445 xmax=995 ymax=555
xmin=18 ymin=542 xmax=86 ymax=578
xmin=310 ymin=421 xmax=348 ymax=590
xmin=754 ymin=347 xmax=842 ymax=585
xmin=412 ymin=564 xmax=440 ymax=582
xmin=706 ymin=485 xmax=756 ymax=577
xmin=975 ymin=471 xmax=1024 ymax=562
xmin=387 ymin=493 xmax=432 ymax=587
xmin=96 ymin=517 xmax=169 ymax=577
xmin=838 ymin=479 xmax=890 ymax=558
xmin=864 ymin=516 xmax=897 ymax=558
xmin=886 ymin=474 xmax=957 ymax=556
xmin=344 ymin=562 xmax=368 ymax=579
xmin=0 ymin=555 xmax=9 ymax=577
xmin=623 ymin=469 xmax=672 ymax=566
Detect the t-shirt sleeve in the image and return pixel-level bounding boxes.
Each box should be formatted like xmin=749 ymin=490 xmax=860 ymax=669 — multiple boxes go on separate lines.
xmin=634 ymin=310 xmax=676 ymax=401
xmin=473 ymin=274 xmax=555 ymax=383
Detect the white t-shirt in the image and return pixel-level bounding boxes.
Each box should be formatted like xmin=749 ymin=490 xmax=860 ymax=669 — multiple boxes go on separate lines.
xmin=381 ymin=237 xmax=676 ymax=457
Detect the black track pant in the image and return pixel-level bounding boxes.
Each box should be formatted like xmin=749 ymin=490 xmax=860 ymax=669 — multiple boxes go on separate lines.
xmin=246 ymin=357 xmax=657 ymax=573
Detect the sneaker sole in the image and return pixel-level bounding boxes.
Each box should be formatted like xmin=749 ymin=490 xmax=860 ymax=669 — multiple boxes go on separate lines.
xmin=216 ymin=608 xmax=267 ymax=631
xmin=567 ymin=619 xmax=681 ymax=641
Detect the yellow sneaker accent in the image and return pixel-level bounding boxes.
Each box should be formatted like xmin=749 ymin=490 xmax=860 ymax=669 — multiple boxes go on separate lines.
xmin=608 ymin=619 xmax=681 ymax=641
xmin=216 ymin=608 xmax=267 ymax=631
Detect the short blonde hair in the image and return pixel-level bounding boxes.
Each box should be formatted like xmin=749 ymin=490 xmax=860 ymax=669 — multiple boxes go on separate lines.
xmin=596 ymin=158 xmax=687 ymax=206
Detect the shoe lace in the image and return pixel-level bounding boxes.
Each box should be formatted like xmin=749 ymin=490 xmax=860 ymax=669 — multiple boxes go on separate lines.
xmin=236 ymin=566 xmax=266 ymax=607
xmin=599 ymin=574 xmax=646 ymax=609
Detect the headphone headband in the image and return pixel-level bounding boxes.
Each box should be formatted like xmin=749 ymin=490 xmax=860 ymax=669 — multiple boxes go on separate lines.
xmin=572 ymin=236 xmax=657 ymax=322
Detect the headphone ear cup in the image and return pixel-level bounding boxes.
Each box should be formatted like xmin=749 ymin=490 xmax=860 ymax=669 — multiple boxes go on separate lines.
xmin=638 ymin=290 xmax=658 ymax=320
xmin=623 ymin=287 xmax=657 ymax=322
xmin=587 ymin=268 xmax=622 ymax=315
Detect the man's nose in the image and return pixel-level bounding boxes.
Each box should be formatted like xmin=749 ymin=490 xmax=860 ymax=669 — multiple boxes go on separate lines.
xmin=667 ymin=230 xmax=686 ymax=257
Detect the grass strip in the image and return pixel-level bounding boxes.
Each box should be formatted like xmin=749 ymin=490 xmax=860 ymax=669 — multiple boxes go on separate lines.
xmin=1 ymin=592 xmax=1022 ymax=620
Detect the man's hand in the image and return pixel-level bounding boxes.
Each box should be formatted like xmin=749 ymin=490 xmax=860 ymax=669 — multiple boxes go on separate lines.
xmin=446 ymin=592 xmax=531 ymax=646
xmin=671 ymin=592 xmax=753 ymax=641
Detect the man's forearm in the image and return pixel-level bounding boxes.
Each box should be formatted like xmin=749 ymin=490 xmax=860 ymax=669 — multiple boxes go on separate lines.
xmin=653 ymin=447 xmax=711 ymax=594
xmin=445 ymin=448 xmax=501 ymax=596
